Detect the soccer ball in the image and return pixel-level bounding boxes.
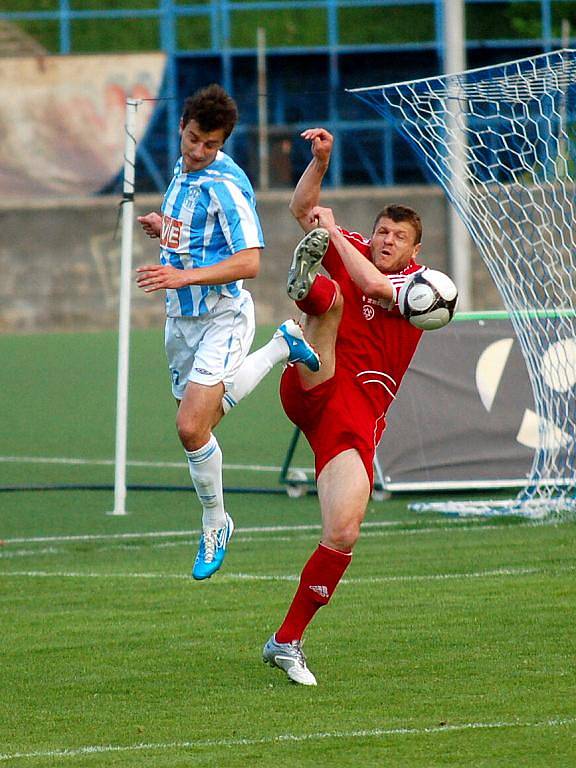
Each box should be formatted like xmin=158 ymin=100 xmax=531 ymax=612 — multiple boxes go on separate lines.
xmin=398 ymin=268 xmax=458 ymax=331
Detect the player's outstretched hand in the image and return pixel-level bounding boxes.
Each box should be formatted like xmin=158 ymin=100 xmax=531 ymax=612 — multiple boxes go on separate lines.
xmin=300 ymin=128 xmax=333 ymax=164
xmin=137 ymin=212 xmax=162 ymax=238
xmin=136 ymin=263 xmax=188 ymax=292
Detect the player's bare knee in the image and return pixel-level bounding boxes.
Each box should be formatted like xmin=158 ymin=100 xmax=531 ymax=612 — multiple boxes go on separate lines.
xmin=176 ymin=415 xmax=208 ymax=451
xmin=324 ymin=520 xmax=360 ymax=551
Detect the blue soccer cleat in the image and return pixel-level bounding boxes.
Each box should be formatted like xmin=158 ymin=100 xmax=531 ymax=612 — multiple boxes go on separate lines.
xmin=275 ymin=319 xmax=321 ymax=372
xmin=192 ymin=513 xmax=234 ymax=580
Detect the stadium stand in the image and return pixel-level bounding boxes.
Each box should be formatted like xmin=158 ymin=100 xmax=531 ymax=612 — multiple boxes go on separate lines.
xmin=0 ymin=0 xmax=573 ymax=189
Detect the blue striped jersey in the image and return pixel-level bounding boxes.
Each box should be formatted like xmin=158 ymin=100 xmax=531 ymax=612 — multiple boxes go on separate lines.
xmin=160 ymin=152 xmax=265 ymax=317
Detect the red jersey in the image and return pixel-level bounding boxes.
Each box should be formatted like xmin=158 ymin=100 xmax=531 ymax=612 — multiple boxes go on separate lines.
xmin=280 ymin=227 xmax=424 ymax=487
xmin=323 ymin=227 xmax=423 ymax=421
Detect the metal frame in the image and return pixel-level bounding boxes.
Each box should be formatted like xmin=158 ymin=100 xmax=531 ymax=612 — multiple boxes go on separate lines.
xmin=1 ymin=1 xmax=573 ymax=190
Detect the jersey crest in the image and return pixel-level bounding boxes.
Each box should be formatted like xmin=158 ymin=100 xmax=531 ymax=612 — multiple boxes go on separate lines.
xmin=183 ymin=185 xmax=200 ymax=211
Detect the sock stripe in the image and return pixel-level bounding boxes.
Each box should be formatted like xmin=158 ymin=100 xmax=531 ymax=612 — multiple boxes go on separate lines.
xmin=223 ymin=393 xmax=237 ymax=409
xmin=318 ymin=542 xmax=353 ymax=559
xmin=185 ymin=436 xmax=225 ymax=529
xmin=186 ymin=439 xmax=218 ymax=464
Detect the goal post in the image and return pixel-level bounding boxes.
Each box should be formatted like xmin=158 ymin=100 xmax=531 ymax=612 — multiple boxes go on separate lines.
xmin=349 ymin=49 xmax=576 ymax=519
xmin=108 ymin=98 xmax=141 ymax=516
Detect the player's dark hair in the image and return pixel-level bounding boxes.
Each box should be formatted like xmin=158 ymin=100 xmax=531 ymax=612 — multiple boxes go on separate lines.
xmin=181 ymin=84 xmax=238 ymax=140
xmin=373 ymin=204 xmax=422 ymax=244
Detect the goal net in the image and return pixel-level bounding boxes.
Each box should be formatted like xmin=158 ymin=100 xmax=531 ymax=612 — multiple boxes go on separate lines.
xmin=351 ymin=49 xmax=576 ymax=519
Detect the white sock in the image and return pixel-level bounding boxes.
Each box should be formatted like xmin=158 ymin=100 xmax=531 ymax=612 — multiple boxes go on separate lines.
xmin=184 ymin=435 xmax=226 ymax=529
xmin=222 ymin=333 xmax=289 ymax=415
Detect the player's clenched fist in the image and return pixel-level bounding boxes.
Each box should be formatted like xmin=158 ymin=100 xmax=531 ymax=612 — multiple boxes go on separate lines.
xmin=300 ymin=128 xmax=333 ymax=163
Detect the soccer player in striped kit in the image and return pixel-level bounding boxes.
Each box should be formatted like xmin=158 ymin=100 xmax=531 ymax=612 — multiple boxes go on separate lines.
xmin=136 ymin=85 xmax=319 ymax=581
xmin=263 ymin=128 xmax=426 ymax=685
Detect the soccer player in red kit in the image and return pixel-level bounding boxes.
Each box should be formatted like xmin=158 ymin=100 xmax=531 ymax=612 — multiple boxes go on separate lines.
xmin=263 ymin=128 xmax=426 ymax=685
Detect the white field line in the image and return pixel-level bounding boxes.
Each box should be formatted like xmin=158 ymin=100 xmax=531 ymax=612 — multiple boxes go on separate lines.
xmin=0 ymin=526 xmax=548 ymax=560
xmin=0 ymin=716 xmax=574 ymax=763
xmin=0 ymin=519 xmax=537 ymax=546
xmin=0 ymin=454 xmax=307 ymax=473
xmin=1 ymin=564 xmax=573 ymax=584
xmin=0 ymin=547 xmax=60 ymax=559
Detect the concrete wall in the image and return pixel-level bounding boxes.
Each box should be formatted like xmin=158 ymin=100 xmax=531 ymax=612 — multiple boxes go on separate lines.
xmin=0 ymin=187 xmax=502 ymax=333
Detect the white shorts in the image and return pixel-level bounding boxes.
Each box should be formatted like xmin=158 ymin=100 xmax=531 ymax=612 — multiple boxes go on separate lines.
xmin=165 ymin=290 xmax=255 ymax=400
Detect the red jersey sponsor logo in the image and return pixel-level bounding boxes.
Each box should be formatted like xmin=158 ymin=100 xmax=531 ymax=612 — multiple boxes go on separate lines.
xmin=160 ymin=215 xmax=183 ymax=249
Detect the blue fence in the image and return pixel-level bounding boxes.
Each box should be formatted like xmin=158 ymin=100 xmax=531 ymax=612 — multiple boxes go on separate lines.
xmin=2 ymin=0 xmax=574 ymax=191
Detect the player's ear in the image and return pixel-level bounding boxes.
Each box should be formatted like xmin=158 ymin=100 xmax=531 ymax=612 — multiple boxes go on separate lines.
xmin=412 ymin=241 xmax=422 ymax=259
xmin=178 ymin=117 xmax=184 ymax=135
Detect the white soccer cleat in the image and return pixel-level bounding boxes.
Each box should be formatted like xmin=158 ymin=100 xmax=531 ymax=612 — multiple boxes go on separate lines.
xmin=287 ymin=227 xmax=330 ymax=301
xmin=262 ymin=634 xmax=317 ymax=686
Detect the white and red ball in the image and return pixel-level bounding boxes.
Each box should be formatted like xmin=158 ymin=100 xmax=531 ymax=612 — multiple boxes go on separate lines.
xmin=398 ymin=268 xmax=458 ymax=331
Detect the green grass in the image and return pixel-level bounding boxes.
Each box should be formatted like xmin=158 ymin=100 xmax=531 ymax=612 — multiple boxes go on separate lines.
xmin=0 ymin=327 xmax=312 ymax=492
xmin=0 ymin=328 xmax=575 ymax=766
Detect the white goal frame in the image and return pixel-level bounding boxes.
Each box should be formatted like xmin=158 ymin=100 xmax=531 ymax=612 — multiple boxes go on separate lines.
xmin=108 ymin=98 xmax=140 ymax=516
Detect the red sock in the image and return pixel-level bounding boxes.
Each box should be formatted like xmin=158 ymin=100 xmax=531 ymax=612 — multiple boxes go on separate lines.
xmin=275 ymin=543 xmax=352 ymax=643
xmin=296 ymin=275 xmax=338 ymax=316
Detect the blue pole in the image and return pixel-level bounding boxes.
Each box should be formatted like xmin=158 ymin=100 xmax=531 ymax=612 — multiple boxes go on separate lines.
xmin=220 ymin=0 xmax=235 ymax=158
xmin=327 ymin=0 xmax=341 ymax=187
xmin=59 ymin=0 xmax=71 ymax=54
xmin=435 ymin=0 xmax=445 ymax=73
xmin=541 ymin=0 xmax=552 ymax=52
xmin=160 ymin=0 xmax=180 ymax=174
xmin=210 ymin=0 xmax=220 ymax=50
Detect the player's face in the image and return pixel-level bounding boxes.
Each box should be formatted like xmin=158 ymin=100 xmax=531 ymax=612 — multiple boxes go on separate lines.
xmin=370 ymin=216 xmax=421 ymax=273
xmin=179 ymin=119 xmax=226 ymax=172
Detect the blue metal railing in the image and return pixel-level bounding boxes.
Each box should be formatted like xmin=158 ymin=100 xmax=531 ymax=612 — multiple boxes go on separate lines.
xmin=1 ymin=0 xmax=572 ymax=191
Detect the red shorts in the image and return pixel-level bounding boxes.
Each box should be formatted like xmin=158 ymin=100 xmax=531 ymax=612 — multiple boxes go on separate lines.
xmin=280 ymin=366 xmax=386 ymax=489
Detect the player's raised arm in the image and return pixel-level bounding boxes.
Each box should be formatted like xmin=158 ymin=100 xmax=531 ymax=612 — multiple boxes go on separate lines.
xmin=289 ymin=128 xmax=334 ymax=232
xmin=312 ymin=206 xmax=395 ymax=305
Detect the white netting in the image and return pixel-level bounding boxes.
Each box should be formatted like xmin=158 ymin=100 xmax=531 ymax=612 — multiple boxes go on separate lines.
xmin=352 ymin=50 xmax=576 ymax=518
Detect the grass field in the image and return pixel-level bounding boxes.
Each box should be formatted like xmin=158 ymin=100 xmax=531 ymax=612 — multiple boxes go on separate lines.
xmin=1 ymin=329 xmax=575 ymax=767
